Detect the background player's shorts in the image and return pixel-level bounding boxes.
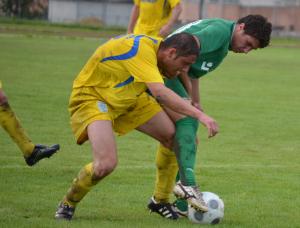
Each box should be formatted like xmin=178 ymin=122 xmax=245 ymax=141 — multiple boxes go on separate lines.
xmin=69 ymin=87 xmax=162 ymax=144
xmin=0 ymin=80 xmax=2 ymax=89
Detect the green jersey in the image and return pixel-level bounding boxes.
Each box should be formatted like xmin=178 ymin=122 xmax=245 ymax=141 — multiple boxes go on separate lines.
xmin=173 ymin=18 xmax=235 ymax=78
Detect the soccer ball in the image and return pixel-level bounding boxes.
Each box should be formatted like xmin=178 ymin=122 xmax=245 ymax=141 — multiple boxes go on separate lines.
xmin=188 ymin=192 xmax=224 ymax=225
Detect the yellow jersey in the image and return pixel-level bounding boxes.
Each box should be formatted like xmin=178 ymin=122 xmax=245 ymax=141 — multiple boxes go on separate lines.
xmin=73 ymin=34 xmax=163 ymax=102
xmin=70 ymin=34 xmax=164 ymax=142
xmin=133 ymin=0 xmax=181 ymax=37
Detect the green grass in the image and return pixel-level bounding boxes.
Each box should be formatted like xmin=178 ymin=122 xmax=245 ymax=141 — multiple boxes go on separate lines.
xmin=0 ymin=16 xmax=126 ymax=38
xmin=0 ymin=31 xmax=299 ymax=227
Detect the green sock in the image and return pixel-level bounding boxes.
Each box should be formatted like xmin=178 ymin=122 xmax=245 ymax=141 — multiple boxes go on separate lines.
xmin=174 ymin=173 xmax=188 ymax=212
xmin=176 ymin=198 xmax=188 ymax=212
xmin=173 ymin=117 xmax=198 ymax=186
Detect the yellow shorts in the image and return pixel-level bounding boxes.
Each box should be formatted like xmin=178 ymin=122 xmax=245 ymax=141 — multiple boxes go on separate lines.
xmin=0 ymin=80 xmax=2 ymax=89
xmin=69 ymin=86 xmax=162 ymax=144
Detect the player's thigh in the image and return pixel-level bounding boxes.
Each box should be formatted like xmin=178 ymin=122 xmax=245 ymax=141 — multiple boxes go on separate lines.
xmin=136 ymin=110 xmax=175 ymax=144
xmin=87 ymin=120 xmax=117 ymax=166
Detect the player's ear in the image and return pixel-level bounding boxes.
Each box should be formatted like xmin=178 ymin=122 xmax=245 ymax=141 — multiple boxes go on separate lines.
xmin=237 ymin=23 xmax=245 ymax=31
xmin=166 ymin=47 xmax=177 ymax=59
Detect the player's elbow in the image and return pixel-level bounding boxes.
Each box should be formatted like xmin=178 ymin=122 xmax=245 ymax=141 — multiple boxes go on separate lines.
xmin=147 ymin=83 xmax=166 ymax=103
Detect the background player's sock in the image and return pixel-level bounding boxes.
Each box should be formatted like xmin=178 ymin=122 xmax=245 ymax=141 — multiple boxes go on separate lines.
xmin=0 ymin=103 xmax=34 ymax=157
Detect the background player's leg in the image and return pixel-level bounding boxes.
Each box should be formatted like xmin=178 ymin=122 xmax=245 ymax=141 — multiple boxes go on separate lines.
xmin=0 ymin=89 xmax=35 ymax=156
xmin=0 ymin=89 xmax=59 ymax=165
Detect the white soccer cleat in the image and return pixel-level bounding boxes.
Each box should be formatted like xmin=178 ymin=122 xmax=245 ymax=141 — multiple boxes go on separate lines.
xmin=173 ymin=181 xmax=208 ymax=212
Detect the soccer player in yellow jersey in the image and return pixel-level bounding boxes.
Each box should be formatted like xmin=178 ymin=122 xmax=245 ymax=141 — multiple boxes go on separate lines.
xmin=54 ymin=33 xmax=219 ymax=220
xmin=127 ymin=0 xmax=182 ymax=38
xmin=0 ymin=81 xmax=59 ymax=166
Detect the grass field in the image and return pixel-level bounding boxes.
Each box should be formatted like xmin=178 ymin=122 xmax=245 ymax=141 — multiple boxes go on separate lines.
xmin=0 ymin=24 xmax=299 ymax=228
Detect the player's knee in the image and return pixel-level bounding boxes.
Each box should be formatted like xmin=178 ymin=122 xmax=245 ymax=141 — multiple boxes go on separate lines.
xmin=159 ymin=125 xmax=175 ymax=149
xmin=159 ymin=121 xmax=175 ymax=149
xmin=93 ymin=158 xmax=118 ymax=179
xmin=161 ymin=133 xmax=175 ymax=149
xmin=162 ymin=127 xmax=176 ymax=149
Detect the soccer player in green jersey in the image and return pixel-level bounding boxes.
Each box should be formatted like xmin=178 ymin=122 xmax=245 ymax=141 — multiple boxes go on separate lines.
xmin=148 ymin=15 xmax=272 ymax=217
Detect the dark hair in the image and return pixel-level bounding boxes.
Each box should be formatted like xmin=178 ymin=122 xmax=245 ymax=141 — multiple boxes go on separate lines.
xmin=237 ymin=15 xmax=272 ymax=48
xmin=160 ymin=32 xmax=199 ymax=58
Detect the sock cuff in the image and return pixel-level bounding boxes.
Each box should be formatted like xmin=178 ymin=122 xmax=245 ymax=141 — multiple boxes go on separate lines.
xmin=158 ymin=144 xmax=174 ymax=156
xmin=175 ymin=117 xmax=199 ymax=134
xmin=175 ymin=117 xmax=198 ymax=126
xmin=84 ymin=163 xmax=93 ymax=175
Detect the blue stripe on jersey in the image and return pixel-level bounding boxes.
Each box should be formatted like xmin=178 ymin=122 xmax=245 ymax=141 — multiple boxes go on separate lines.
xmin=114 ymin=76 xmax=134 ymax=88
xmin=100 ymin=35 xmax=158 ymax=63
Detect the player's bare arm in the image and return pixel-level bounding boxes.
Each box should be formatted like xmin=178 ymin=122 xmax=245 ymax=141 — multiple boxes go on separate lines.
xmin=127 ymin=4 xmax=139 ymax=33
xmin=146 ymin=82 xmax=218 ymax=138
xmin=159 ymin=2 xmax=183 ymax=37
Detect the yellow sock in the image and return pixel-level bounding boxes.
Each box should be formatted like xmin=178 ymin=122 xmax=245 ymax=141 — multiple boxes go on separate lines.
xmin=0 ymin=103 xmax=34 ymax=157
xmin=64 ymin=163 xmax=99 ymax=207
xmin=153 ymin=144 xmax=178 ymax=203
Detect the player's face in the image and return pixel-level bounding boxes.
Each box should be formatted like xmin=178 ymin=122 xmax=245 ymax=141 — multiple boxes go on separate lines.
xmin=159 ymin=49 xmax=197 ymax=78
xmin=231 ymin=23 xmax=260 ymax=54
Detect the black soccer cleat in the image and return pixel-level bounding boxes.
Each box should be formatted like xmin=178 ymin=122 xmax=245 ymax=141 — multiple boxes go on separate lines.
xmin=55 ymin=202 xmax=75 ymax=220
xmin=25 ymin=144 xmax=60 ymax=166
xmin=147 ymin=197 xmax=179 ymax=220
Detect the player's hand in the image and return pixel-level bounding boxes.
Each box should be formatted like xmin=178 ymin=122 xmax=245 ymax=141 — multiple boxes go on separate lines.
xmin=197 ymin=112 xmax=219 ymax=138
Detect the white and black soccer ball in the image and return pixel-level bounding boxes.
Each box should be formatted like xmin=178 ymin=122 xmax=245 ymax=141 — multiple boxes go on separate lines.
xmin=188 ymin=192 xmax=224 ymax=225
